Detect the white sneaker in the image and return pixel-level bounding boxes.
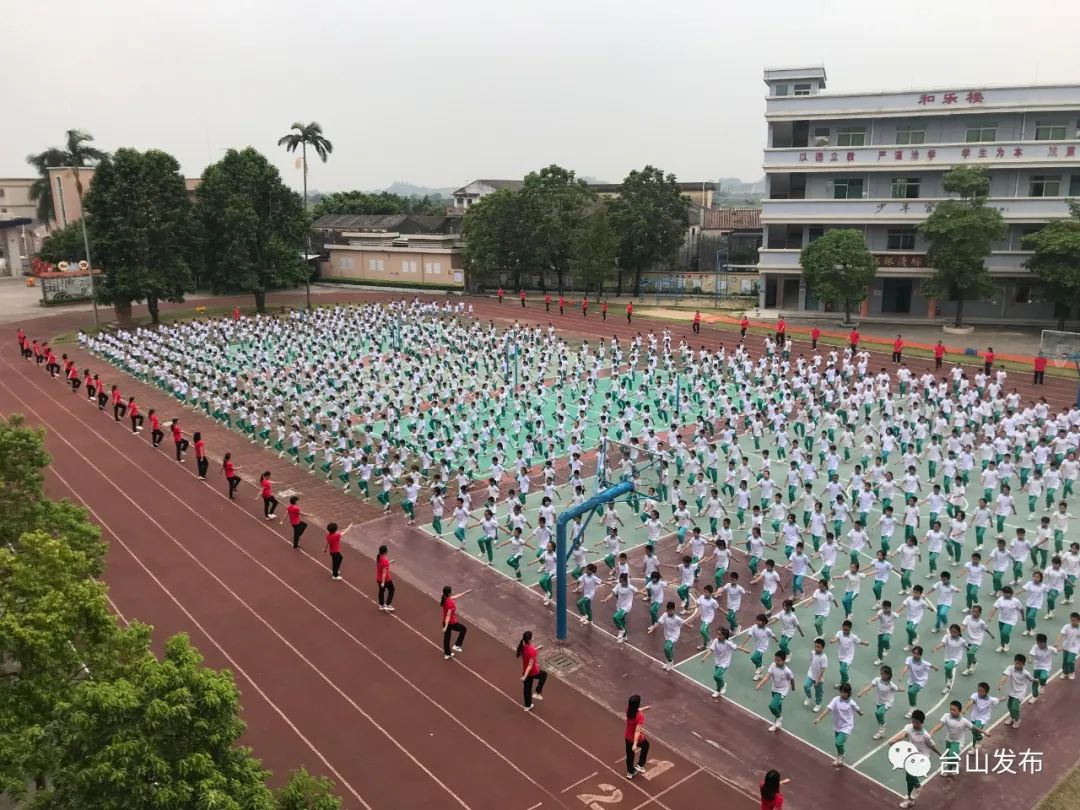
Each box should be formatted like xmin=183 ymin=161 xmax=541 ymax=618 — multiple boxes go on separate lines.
xmin=524 ymin=704 xmax=533 ymax=712
xmin=384 ymin=606 xmax=395 ymax=613
xmin=664 ymin=662 xmax=673 ymax=671
xmin=995 ymin=646 xmax=1005 ymax=653
xmin=770 ymin=718 xmax=782 ymax=732
xmin=803 ymin=698 xmax=812 ymax=707
xmin=873 ymin=729 xmax=885 ymax=740
xmin=1013 ymin=719 xmax=1022 ymax=728
xmin=961 ymin=668 xmax=972 ymax=676
xmin=634 ymin=765 xmax=645 ymax=774
xmin=331 ymin=575 xmax=342 ymax=581
xmin=1028 ymin=695 xmax=1038 ymax=704
xmin=378 ymin=605 xmax=386 ymax=611
xmin=444 ymin=654 xmax=453 ymax=660
xmin=812 ymin=704 xmax=821 ymax=712
xmin=452 ymin=645 xmax=463 ymax=653
xmin=833 ymin=757 xmax=844 ymax=768
xmin=754 ymin=668 xmax=763 ymax=679
xmin=720 ymin=685 xmax=727 ymax=695
xmin=543 ymin=597 xmax=551 ymax=606
xmin=1003 ymin=717 xmax=1013 ymax=725
xmin=711 ymin=691 xmax=720 ymax=699
xmin=1068 ymin=673 xmax=1075 ymax=680
xmin=904 ymin=710 xmax=914 ymax=719
xmin=900 ymin=800 xmax=915 ymax=808
xmin=873 ymin=659 xmax=883 ymax=666
xmin=532 ymin=694 xmax=543 ymax=701
xmin=1045 ymin=612 xmax=1054 ymax=620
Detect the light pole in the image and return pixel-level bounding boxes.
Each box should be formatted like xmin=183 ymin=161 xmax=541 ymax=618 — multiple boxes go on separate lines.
xmin=79 ymin=213 xmax=100 ymax=328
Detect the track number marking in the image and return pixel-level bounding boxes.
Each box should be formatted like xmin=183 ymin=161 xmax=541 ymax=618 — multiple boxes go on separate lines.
xmin=577 ymin=784 xmax=623 ymax=809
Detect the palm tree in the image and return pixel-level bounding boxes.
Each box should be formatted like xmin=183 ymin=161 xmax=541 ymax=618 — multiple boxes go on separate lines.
xmin=25 ymin=130 xmax=108 ymax=228
xmin=278 ymin=122 xmax=332 ymax=308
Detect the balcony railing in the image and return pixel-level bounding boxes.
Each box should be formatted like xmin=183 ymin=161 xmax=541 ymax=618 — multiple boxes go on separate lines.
xmin=760 ymin=196 xmax=1073 ymax=223
xmin=763 ymin=140 xmax=1078 ymax=171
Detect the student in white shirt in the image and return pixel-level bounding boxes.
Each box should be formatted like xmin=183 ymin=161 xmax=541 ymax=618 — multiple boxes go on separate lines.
xmin=813 ymin=682 xmax=863 ymax=768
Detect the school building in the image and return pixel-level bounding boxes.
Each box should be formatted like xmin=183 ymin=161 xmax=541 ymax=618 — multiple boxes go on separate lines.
xmin=758 ymin=66 xmax=1080 ymax=323
xmin=314 ymin=214 xmax=466 ymax=288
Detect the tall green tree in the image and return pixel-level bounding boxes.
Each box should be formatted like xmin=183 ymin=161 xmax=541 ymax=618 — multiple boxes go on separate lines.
xmin=32 ymin=634 xmax=272 ymax=810
xmin=278 ymin=123 xmax=332 ymax=309
xmin=37 ymin=223 xmax=88 ymax=264
xmin=25 ymin=130 xmax=108 ymax=228
xmin=82 ymin=148 xmax=195 ymax=325
xmin=520 ymin=165 xmax=595 ymax=293
xmin=461 ymin=189 xmax=534 ymax=291
xmin=195 ymin=148 xmax=308 ymax=313
xmin=919 ymin=165 xmax=1005 ymax=328
xmin=0 ymin=530 xmax=151 ymax=801
xmin=571 ymin=202 xmax=618 ymax=296
xmin=608 ymin=166 xmax=691 ymax=296
xmin=1024 ymin=199 xmax=1080 ymax=331
xmin=311 ymin=190 xmax=446 ymax=219
xmin=798 ymin=228 xmax=877 ymax=324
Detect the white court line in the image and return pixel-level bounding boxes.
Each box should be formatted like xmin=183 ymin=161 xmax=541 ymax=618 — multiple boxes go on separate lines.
xmin=560 ymin=772 xmax=598 ymax=793
xmin=44 ymin=466 xmax=375 ymax=810
xmin=3 ymin=370 xmax=682 ymax=810
xmin=627 ymin=767 xmax=702 ymax=810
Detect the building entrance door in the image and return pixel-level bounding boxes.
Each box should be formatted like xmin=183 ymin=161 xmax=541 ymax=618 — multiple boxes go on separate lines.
xmin=881 ymin=279 xmax=913 ymax=314
xmin=780 ymin=278 xmax=801 ymax=310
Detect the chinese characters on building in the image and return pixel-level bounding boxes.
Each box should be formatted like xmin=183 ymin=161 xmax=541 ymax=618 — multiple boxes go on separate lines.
xmin=919 ymin=90 xmax=985 ymax=105
xmin=796 ymin=145 xmax=1074 ymax=164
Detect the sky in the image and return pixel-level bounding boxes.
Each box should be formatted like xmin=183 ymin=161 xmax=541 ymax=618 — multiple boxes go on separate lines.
xmin=8 ymin=0 xmax=1080 ymax=195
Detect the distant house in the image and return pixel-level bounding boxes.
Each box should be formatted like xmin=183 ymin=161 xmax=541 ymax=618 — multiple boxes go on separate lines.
xmin=313 ymin=214 xmax=465 ymax=288
xmin=450 ymin=179 xmax=525 ymax=213
xmin=699 ymin=207 xmax=763 ymax=273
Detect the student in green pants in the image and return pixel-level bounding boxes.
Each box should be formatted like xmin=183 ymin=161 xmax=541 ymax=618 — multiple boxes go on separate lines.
xmin=602 ymin=572 xmax=639 ymax=643
xmin=813 ymin=682 xmax=863 ymax=768
xmin=574 ymin=564 xmax=603 ymax=623
xmin=648 ymin=601 xmax=698 ymax=671
xmin=888 ymin=710 xmax=941 ymax=808
xmin=802 ymin=637 xmax=828 ymax=712
xmin=699 ymin=626 xmax=743 ymax=698
xmin=1054 ymin=611 xmax=1080 ymax=680
xmin=754 ymin=649 xmax=795 ymax=733
xmin=999 ymin=653 xmax=1035 ymax=729
xmin=857 ymin=664 xmax=900 ymax=740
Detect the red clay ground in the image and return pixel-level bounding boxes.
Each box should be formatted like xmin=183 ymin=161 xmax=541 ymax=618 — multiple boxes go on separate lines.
xmin=8 ymin=290 xmax=1077 ymax=810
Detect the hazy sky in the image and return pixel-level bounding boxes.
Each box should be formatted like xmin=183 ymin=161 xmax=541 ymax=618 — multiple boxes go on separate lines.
xmin=9 ymin=0 xmax=1080 ymax=194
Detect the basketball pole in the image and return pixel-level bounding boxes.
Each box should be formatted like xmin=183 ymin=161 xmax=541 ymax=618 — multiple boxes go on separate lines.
xmin=555 ymin=479 xmax=633 ymax=640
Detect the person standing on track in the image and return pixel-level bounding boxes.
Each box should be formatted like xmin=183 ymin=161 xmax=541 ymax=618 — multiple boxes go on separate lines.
xmin=1033 ymin=353 xmax=1048 ymax=385
xmin=286 ymin=495 xmax=306 ymax=548
xmin=66 ymin=361 xmax=80 ymax=392
xmin=933 ymin=340 xmax=946 ymax=369
xmin=441 ymin=585 xmax=471 ymax=659
xmin=520 ymin=289 xmax=526 ymax=308
xmin=544 ymin=293 xmax=551 ymax=312
xmin=626 ymin=301 xmax=633 ymax=324
xmin=601 ymin=299 xmax=608 ymax=321
xmin=624 ymin=694 xmax=650 ymax=779
xmin=258 ymin=471 xmax=280 ymax=519
xmin=324 ymin=521 xmax=354 ymax=581
xmin=983 ymin=346 xmax=995 ymax=375
xmin=892 ymin=334 xmax=904 ymax=363
xmin=559 ymin=294 xmax=566 ymax=315
xmin=740 ymin=315 xmax=750 ymax=338
xmin=222 ymin=452 xmax=241 ymax=499
xmin=497 ymin=286 xmax=504 ymax=304
xmin=517 ymin=630 xmax=547 ymax=711
xmin=775 ymin=316 xmax=786 ymax=346
xmin=759 ymin=770 xmax=790 ymax=810
xmin=170 ymin=419 xmax=189 ymax=461
xmin=127 ymin=397 xmax=144 ymax=433
xmin=193 ymin=431 xmax=208 ymax=479
xmin=376 ymin=544 xmax=395 ymax=611
xmin=692 ymin=310 xmax=701 ymax=334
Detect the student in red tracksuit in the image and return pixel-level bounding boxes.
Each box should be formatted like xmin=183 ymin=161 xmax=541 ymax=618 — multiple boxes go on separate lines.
xmin=892 ymin=334 xmax=904 ymax=363
xmin=740 ymin=315 xmax=750 ymax=338
xmin=376 ymin=544 xmax=395 ymax=611
xmin=440 ymin=586 xmax=472 ymax=659
xmin=775 ymin=317 xmax=786 ymax=346
xmin=1033 ymin=353 xmax=1048 ymax=385
xmin=258 ymin=471 xmax=279 ymax=519
xmin=693 ymin=310 xmax=702 ymax=334
xmin=517 ymin=630 xmax=547 ymax=710
xmin=519 ymin=289 xmax=526 ymax=308
xmin=849 ymin=328 xmax=860 ymax=352
xmin=497 ymin=286 xmax=504 ymax=303
xmin=149 ymin=409 xmax=164 ymax=448
xmin=983 ymin=346 xmax=995 ymax=375
xmin=544 ymin=293 xmax=552 ymax=312
xmin=559 ymin=295 xmax=566 ymax=315
xmin=222 ymin=452 xmax=241 ymax=499
xmin=933 ymin=340 xmax=946 ymax=370
xmin=171 ymin=419 xmax=189 ymax=461
xmin=810 ymin=325 xmax=821 ymax=350
xmin=127 ymin=397 xmax=144 ymax=433
xmin=66 ymin=362 xmax=80 ymax=392
xmin=324 ymin=522 xmax=354 ymax=581
xmin=601 ymin=300 xmax=608 ymax=321
xmin=624 ymin=695 xmax=650 ymax=779
xmin=626 ymin=301 xmax=633 ymax=324
xmin=193 ymin=432 xmax=208 ymax=479
xmin=582 ymin=296 xmax=589 ymax=318
xmin=287 ymin=495 xmax=306 ymax=547
xmin=111 ymin=386 xmax=127 ymax=421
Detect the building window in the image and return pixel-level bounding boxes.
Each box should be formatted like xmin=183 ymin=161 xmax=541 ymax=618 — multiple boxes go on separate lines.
xmin=1033 ymin=123 xmax=1066 ymax=141
xmin=55 ymin=177 xmax=67 ymax=225
xmin=1014 ymin=285 xmax=1034 ymax=304
xmin=887 ymin=228 xmax=917 ymax=250
xmin=793 ymin=83 xmax=812 ymax=95
xmin=890 ymin=177 xmax=921 ymax=199
xmin=812 ymin=126 xmax=830 ymax=146
xmin=832 ymin=178 xmax=864 ymax=199
xmin=432 ymin=262 xmax=442 ymax=274
xmin=965 ymin=125 xmax=997 ymax=143
xmin=0 ymin=188 xmax=5 ymax=198
xmin=836 ymin=127 xmax=866 ymax=147
xmin=807 ymin=226 xmax=825 ymax=243
xmin=1029 ymin=176 xmax=1061 ymax=197
xmin=774 ymin=84 xmax=789 ymax=96
xmin=895 ymin=126 xmax=926 ymax=145
xmin=1070 ymin=175 xmax=1080 ymax=196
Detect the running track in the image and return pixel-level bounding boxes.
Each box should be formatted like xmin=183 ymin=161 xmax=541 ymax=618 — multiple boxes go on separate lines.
xmin=0 ymin=342 xmax=752 ymax=809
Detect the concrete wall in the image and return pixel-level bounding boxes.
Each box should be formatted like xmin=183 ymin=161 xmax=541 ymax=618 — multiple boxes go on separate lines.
xmin=324 ymin=247 xmax=464 ymax=287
